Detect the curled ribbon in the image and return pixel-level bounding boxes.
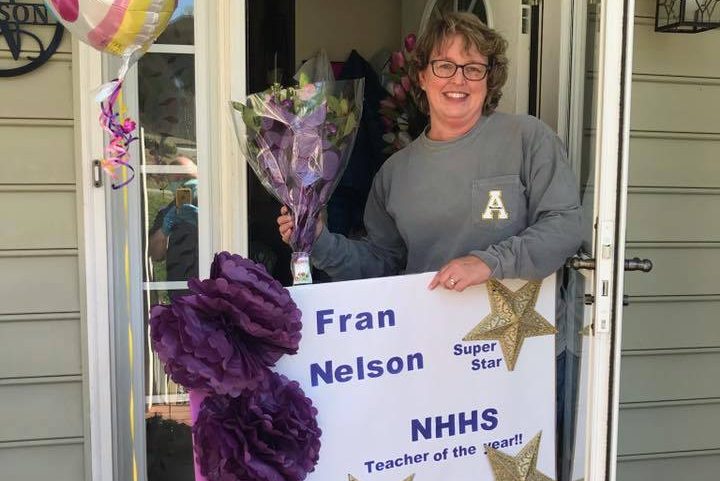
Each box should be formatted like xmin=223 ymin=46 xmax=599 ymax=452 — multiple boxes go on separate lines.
xmin=99 ymin=80 xmax=137 ymax=190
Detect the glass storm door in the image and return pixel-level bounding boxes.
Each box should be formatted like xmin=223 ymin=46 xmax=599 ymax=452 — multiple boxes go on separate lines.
xmin=561 ymin=1 xmax=637 ymax=480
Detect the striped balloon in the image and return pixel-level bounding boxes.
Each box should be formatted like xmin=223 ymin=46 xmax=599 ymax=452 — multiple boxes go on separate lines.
xmin=46 ymin=0 xmax=177 ymax=60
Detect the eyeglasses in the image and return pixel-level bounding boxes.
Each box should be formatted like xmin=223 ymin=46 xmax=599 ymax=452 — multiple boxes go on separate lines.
xmin=429 ymin=60 xmax=491 ymax=81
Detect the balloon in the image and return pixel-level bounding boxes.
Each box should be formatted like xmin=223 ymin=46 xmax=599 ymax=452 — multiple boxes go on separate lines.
xmin=44 ymin=0 xmax=179 ymax=189
xmin=46 ymin=0 xmax=178 ymax=66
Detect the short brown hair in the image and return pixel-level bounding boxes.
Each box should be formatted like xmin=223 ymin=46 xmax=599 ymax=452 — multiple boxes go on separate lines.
xmin=409 ymin=12 xmax=509 ymax=116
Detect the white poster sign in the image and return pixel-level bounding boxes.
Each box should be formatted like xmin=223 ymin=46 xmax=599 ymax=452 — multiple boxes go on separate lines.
xmin=278 ymin=272 xmax=557 ymax=481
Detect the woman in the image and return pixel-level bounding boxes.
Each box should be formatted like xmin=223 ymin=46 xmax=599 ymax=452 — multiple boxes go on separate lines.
xmin=278 ymin=12 xmax=582 ymax=290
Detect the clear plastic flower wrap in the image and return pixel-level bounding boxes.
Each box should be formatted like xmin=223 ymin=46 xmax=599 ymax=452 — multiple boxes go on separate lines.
xmin=231 ymin=79 xmax=364 ymax=284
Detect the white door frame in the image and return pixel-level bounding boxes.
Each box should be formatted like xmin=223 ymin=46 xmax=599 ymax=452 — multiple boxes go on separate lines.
xmin=579 ymin=1 xmax=635 ymax=480
xmin=72 ymin=40 xmax=114 ymax=481
xmin=607 ymin=1 xmax=634 ymax=479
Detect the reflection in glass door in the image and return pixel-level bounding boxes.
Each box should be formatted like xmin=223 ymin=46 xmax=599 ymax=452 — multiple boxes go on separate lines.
xmin=107 ymin=2 xmax=200 ymax=481
xmin=557 ymin=1 xmax=603 ymax=479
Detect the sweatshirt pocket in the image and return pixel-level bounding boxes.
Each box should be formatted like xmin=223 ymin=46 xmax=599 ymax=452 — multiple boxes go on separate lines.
xmin=472 ymin=175 xmax=524 ymax=230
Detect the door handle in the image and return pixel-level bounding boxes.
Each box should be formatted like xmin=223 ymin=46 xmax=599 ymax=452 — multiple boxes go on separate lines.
xmin=584 ymin=294 xmax=630 ymax=306
xmin=566 ymin=257 xmax=596 ymax=270
xmin=565 ymin=256 xmax=653 ymax=272
xmin=624 ymin=257 xmax=653 ymax=272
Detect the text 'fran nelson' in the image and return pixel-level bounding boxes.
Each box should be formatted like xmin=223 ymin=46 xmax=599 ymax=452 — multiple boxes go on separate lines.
xmin=308 ymin=308 xmax=425 ymax=386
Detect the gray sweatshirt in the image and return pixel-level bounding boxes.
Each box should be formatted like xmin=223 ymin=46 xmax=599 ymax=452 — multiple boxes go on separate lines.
xmin=311 ymin=112 xmax=582 ymax=281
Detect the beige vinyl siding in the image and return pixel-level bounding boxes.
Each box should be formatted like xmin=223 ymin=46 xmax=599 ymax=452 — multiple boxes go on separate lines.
xmin=0 ymin=14 xmax=88 ymax=481
xmin=618 ymin=1 xmax=720 ymax=480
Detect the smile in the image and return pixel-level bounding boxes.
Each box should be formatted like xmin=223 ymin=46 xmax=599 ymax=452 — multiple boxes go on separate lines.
xmin=443 ymin=92 xmax=469 ymax=99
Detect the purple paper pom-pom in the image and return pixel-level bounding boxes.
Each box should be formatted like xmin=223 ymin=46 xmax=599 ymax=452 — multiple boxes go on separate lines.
xmin=200 ymin=253 xmax=302 ymax=363
xmin=149 ymin=254 xmax=302 ymax=396
xmin=193 ymin=372 xmax=322 ymax=481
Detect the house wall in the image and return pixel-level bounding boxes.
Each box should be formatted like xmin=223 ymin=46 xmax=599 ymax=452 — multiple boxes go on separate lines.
xmin=401 ymin=0 xmax=427 ymax=41
xmin=617 ymin=1 xmax=720 ymax=479
xmin=0 ymin=15 xmax=89 ymax=481
xmin=295 ymin=0 xmax=402 ymax=67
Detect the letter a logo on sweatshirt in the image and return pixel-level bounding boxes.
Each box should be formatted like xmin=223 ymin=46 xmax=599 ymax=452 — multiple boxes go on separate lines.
xmin=482 ymin=190 xmax=509 ymax=220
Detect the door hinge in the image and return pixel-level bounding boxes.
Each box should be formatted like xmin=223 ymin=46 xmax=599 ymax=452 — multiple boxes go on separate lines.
xmin=92 ymin=159 xmax=103 ymax=188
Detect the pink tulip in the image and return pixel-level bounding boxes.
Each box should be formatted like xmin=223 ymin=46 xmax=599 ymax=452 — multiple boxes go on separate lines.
xmin=404 ymin=34 xmax=417 ymax=53
xmin=400 ymin=75 xmax=411 ymax=92
xmin=393 ymin=83 xmax=407 ymax=103
xmin=296 ymin=83 xmax=317 ymax=101
xmin=390 ymin=51 xmax=405 ymax=73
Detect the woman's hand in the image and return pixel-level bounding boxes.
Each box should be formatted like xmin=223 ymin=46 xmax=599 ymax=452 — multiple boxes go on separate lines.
xmin=428 ymin=255 xmax=492 ymax=291
xmin=277 ymin=206 xmax=324 ymax=245
xmin=277 ymin=206 xmax=294 ymax=245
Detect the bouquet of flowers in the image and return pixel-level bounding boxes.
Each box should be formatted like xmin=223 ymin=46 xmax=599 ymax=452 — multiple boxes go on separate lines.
xmin=232 ymin=78 xmax=364 ymax=284
xmin=380 ymin=34 xmax=428 ymax=155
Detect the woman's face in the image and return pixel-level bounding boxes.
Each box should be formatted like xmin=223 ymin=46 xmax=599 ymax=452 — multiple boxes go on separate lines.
xmin=419 ymin=34 xmax=488 ymax=132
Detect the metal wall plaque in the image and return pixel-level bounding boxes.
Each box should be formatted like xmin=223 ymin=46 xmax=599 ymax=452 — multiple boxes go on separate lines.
xmin=0 ymin=0 xmax=64 ymax=77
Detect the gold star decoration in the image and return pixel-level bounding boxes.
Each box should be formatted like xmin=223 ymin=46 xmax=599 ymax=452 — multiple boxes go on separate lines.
xmin=463 ymin=280 xmax=557 ymax=371
xmin=349 ymin=476 xmax=414 ymax=481
xmin=486 ymin=431 xmax=554 ymax=481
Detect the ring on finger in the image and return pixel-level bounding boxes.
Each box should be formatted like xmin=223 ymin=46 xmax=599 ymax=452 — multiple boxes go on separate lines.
xmin=449 ymin=277 xmax=457 ymax=286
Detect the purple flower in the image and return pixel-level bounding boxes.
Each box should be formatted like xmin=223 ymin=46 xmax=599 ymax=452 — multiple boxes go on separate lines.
xmin=193 ymin=373 xmax=322 ymax=481
xmin=320 ymin=150 xmax=340 ymax=180
xmin=261 ymin=117 xmax=274 ymax=130
xmin=149 ymin=254 xmax=302 ymax=396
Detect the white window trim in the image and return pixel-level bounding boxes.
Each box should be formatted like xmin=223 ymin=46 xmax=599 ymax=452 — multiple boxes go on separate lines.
xmin=73 ymin=39 xmax=114 ymax=481
xmin=140 ymin=165 xmax=198 ymax=175
xmin=142 ymin=281 xmax=189 ymax=290
xmin=148 ymin=43 xmax=195 ymax=55
xmin=195 ymin=0 xmax=248 ymax=260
